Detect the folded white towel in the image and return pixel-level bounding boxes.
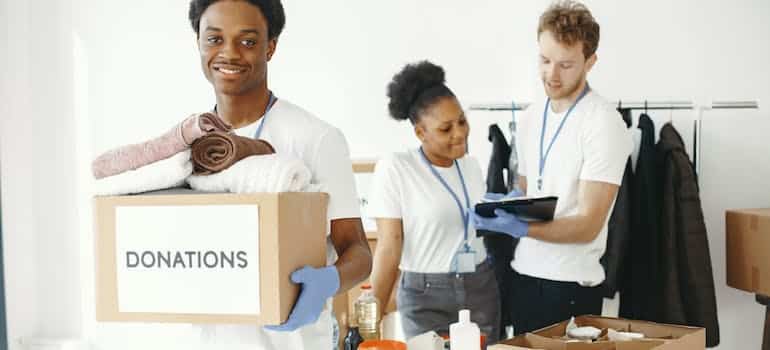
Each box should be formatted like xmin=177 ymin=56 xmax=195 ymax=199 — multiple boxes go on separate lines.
xmin=187 ymin=154 xmax=313 ymax=193
xmin=94 ymin=150 xmax=193 ymax=196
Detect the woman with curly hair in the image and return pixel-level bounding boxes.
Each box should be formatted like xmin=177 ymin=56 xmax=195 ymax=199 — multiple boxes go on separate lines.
xmin=367 ymin=61 xmax=500 ymax=341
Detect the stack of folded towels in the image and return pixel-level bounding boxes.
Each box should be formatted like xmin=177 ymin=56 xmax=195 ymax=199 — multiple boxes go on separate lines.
xmin=92 ymin=113 xmax=313 ymax=195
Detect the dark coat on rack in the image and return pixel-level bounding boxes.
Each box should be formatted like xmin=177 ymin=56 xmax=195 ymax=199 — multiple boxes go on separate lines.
xmin=656 ymin=123 xmax=720 ymax=347
xmin=600 ymin=159 xmax=633 ymax=297
xmin=619 ymin=114 xmax=660 ymax=320
xmin=600 ymin=108 xmax=633 ymax=298
xmin=483 ymin=124 xmax=517 ymax=335
xmin=486 ymin=124 xmax=511 ymax=193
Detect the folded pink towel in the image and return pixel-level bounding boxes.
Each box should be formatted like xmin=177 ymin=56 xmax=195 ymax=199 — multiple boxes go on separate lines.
xmin=91 ymin=113 xmax=231 ymax=179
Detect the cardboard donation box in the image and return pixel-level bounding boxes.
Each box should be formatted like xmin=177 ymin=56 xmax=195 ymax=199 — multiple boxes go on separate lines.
xmin=494 ymin=316 xmax=705 ymax=350
xmin=726 ymin=208 xmax=770 ymax=296
xmin=93 ymin=191 xmax=329 ymax=325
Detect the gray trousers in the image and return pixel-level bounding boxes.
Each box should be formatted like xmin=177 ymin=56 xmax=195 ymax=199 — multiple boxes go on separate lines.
xmin=397 ymin=261 xmax=501 ymax=344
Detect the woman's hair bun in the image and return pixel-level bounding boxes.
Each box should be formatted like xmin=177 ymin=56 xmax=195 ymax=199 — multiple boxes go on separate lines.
xmin=387 ymin=61 xmax=447 ymax=122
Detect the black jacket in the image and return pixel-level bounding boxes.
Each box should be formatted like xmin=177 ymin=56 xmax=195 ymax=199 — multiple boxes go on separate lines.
xmin=619 ymin=113 xmax=661 ymax=320
xmin=600 ymin=158 xmax=633 ymax=297
xmin=486 ymin=124 xmax=511 ymax=194
xmin=600 ymin=109 xmax=634 ymax=297
xmin=656 ymin=123 xmax=720 ymax=347
xmin=483 ymin=124 xmax=517 ymax=334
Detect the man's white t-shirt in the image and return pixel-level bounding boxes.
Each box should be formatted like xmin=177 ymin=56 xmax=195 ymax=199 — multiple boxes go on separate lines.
xmin=200 ymin=98 xmax=361 ymax=349
xmin=92 ymin=99 xmax=359 ymax=350
xmin=513 ymin=89 xmax=632 ymax=286
xmin=367 ymin=148 xmax=487 ymax=273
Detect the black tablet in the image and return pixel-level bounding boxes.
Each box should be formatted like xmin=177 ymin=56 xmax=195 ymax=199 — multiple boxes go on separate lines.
xmin=474 ymin=196 xmax=558 ymax=222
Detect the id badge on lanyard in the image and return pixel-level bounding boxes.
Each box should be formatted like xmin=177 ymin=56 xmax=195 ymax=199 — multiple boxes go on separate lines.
xmin=538 ymin=85 xmax=590 ymax=191
xmin=455 ymin=250 xmax=477 ymax=273
xmin=419 ymin=148 xmax=476 ymax=274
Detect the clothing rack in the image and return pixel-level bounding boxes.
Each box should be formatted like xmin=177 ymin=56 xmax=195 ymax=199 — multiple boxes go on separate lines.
xmin=611 ymin=100 xmax=760 ymax=176
xmin=469 ymin=100 xmax=760 ymax=111
xmin=469 ymin=99 xmax=760 ymax=179
xmin=468 ymin=103 xmax=531 ymax=111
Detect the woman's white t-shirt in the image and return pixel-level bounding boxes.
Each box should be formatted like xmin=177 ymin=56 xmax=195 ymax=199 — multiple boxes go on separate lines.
xmin=368 ymin=148 xmax=487 ymax=273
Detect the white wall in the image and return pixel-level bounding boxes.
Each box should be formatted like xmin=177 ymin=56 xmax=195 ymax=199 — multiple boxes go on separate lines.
xmin=1 ymin=0 xmax=769 ymax=349
xmin=1 ymin=0 xmax=83 ymax=347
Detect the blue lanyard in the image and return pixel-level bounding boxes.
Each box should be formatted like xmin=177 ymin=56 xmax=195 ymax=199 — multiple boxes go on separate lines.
xmin=419 ymin=147 xmax=472 ymax=251
xmin=538 ymin=85 xmax=591 ymax=191
xmin=254 ymin=91 xmax=278 ymax=139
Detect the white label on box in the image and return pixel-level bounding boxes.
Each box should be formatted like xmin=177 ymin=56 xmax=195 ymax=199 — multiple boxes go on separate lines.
xmin=115 ymin=204 xmax=260 ymax=315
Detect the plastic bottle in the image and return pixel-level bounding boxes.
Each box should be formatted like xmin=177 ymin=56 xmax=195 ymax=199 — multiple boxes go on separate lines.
xmin=354 ymin=284 xmax=380 ymax=341
xmin=449 ymin=309 xmax=480 ymax=350
xmin=344 ymin=314 xmax=364 ymax=350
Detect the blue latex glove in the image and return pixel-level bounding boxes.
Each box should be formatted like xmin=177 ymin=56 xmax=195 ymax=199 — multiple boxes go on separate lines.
xmin=471 ymin=208 xmax=529 ymax=238
xmin=264 ymin=265 xmax=340 ymax=332
xmin=483 ymin=192 xmax=506 ymax=201
xmin=483 ymin=188 xmax=524 ymax=202
xmin=507 ymin=188 xmax=525 ymax=198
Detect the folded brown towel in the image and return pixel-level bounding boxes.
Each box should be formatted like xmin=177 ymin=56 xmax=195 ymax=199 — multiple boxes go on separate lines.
xmin=194 ymin=113 xmax=233 ymax=142
xmin=191 ymin=131 xmax=275 ymax=175
xmin=92 ymin=113 xmax=231 ymax=179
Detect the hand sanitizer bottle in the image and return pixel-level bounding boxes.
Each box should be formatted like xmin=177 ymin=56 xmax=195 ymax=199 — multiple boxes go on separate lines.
xmin=450 ymin=309 xmax=480 ymax=350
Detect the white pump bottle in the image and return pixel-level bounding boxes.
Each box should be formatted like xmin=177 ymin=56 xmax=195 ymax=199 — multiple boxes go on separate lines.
xmin=449 ymin=309 xmax=480 ymax=350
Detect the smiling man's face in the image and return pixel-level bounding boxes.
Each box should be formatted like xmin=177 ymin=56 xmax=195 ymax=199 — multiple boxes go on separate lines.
xmin=197 ymin=0 xmax=276 ymax=96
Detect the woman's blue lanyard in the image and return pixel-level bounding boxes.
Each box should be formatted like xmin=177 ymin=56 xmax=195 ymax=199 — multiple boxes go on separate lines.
xmin=419 ymin=147 xmax=472 ymax=252
xmin=538 ymin=85 xmax=591 ymax=191
xmin=253 ymin=91 xmax=278 ymax=139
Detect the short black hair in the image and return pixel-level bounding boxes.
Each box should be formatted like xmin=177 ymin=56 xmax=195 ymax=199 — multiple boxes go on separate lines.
xmin=188 ymin=0 xmax=286 ymax=40
xmin=386 ymin=61 xmax=455 ymax=124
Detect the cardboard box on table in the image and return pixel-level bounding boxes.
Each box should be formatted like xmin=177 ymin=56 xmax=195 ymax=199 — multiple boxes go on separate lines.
xmin=493 ymin=315 xmax=705 ymax=350
xmin=726 ymin=208 xmax=770 ymax=296
xmin=93 ymin=190 xmax=328 ymax=325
